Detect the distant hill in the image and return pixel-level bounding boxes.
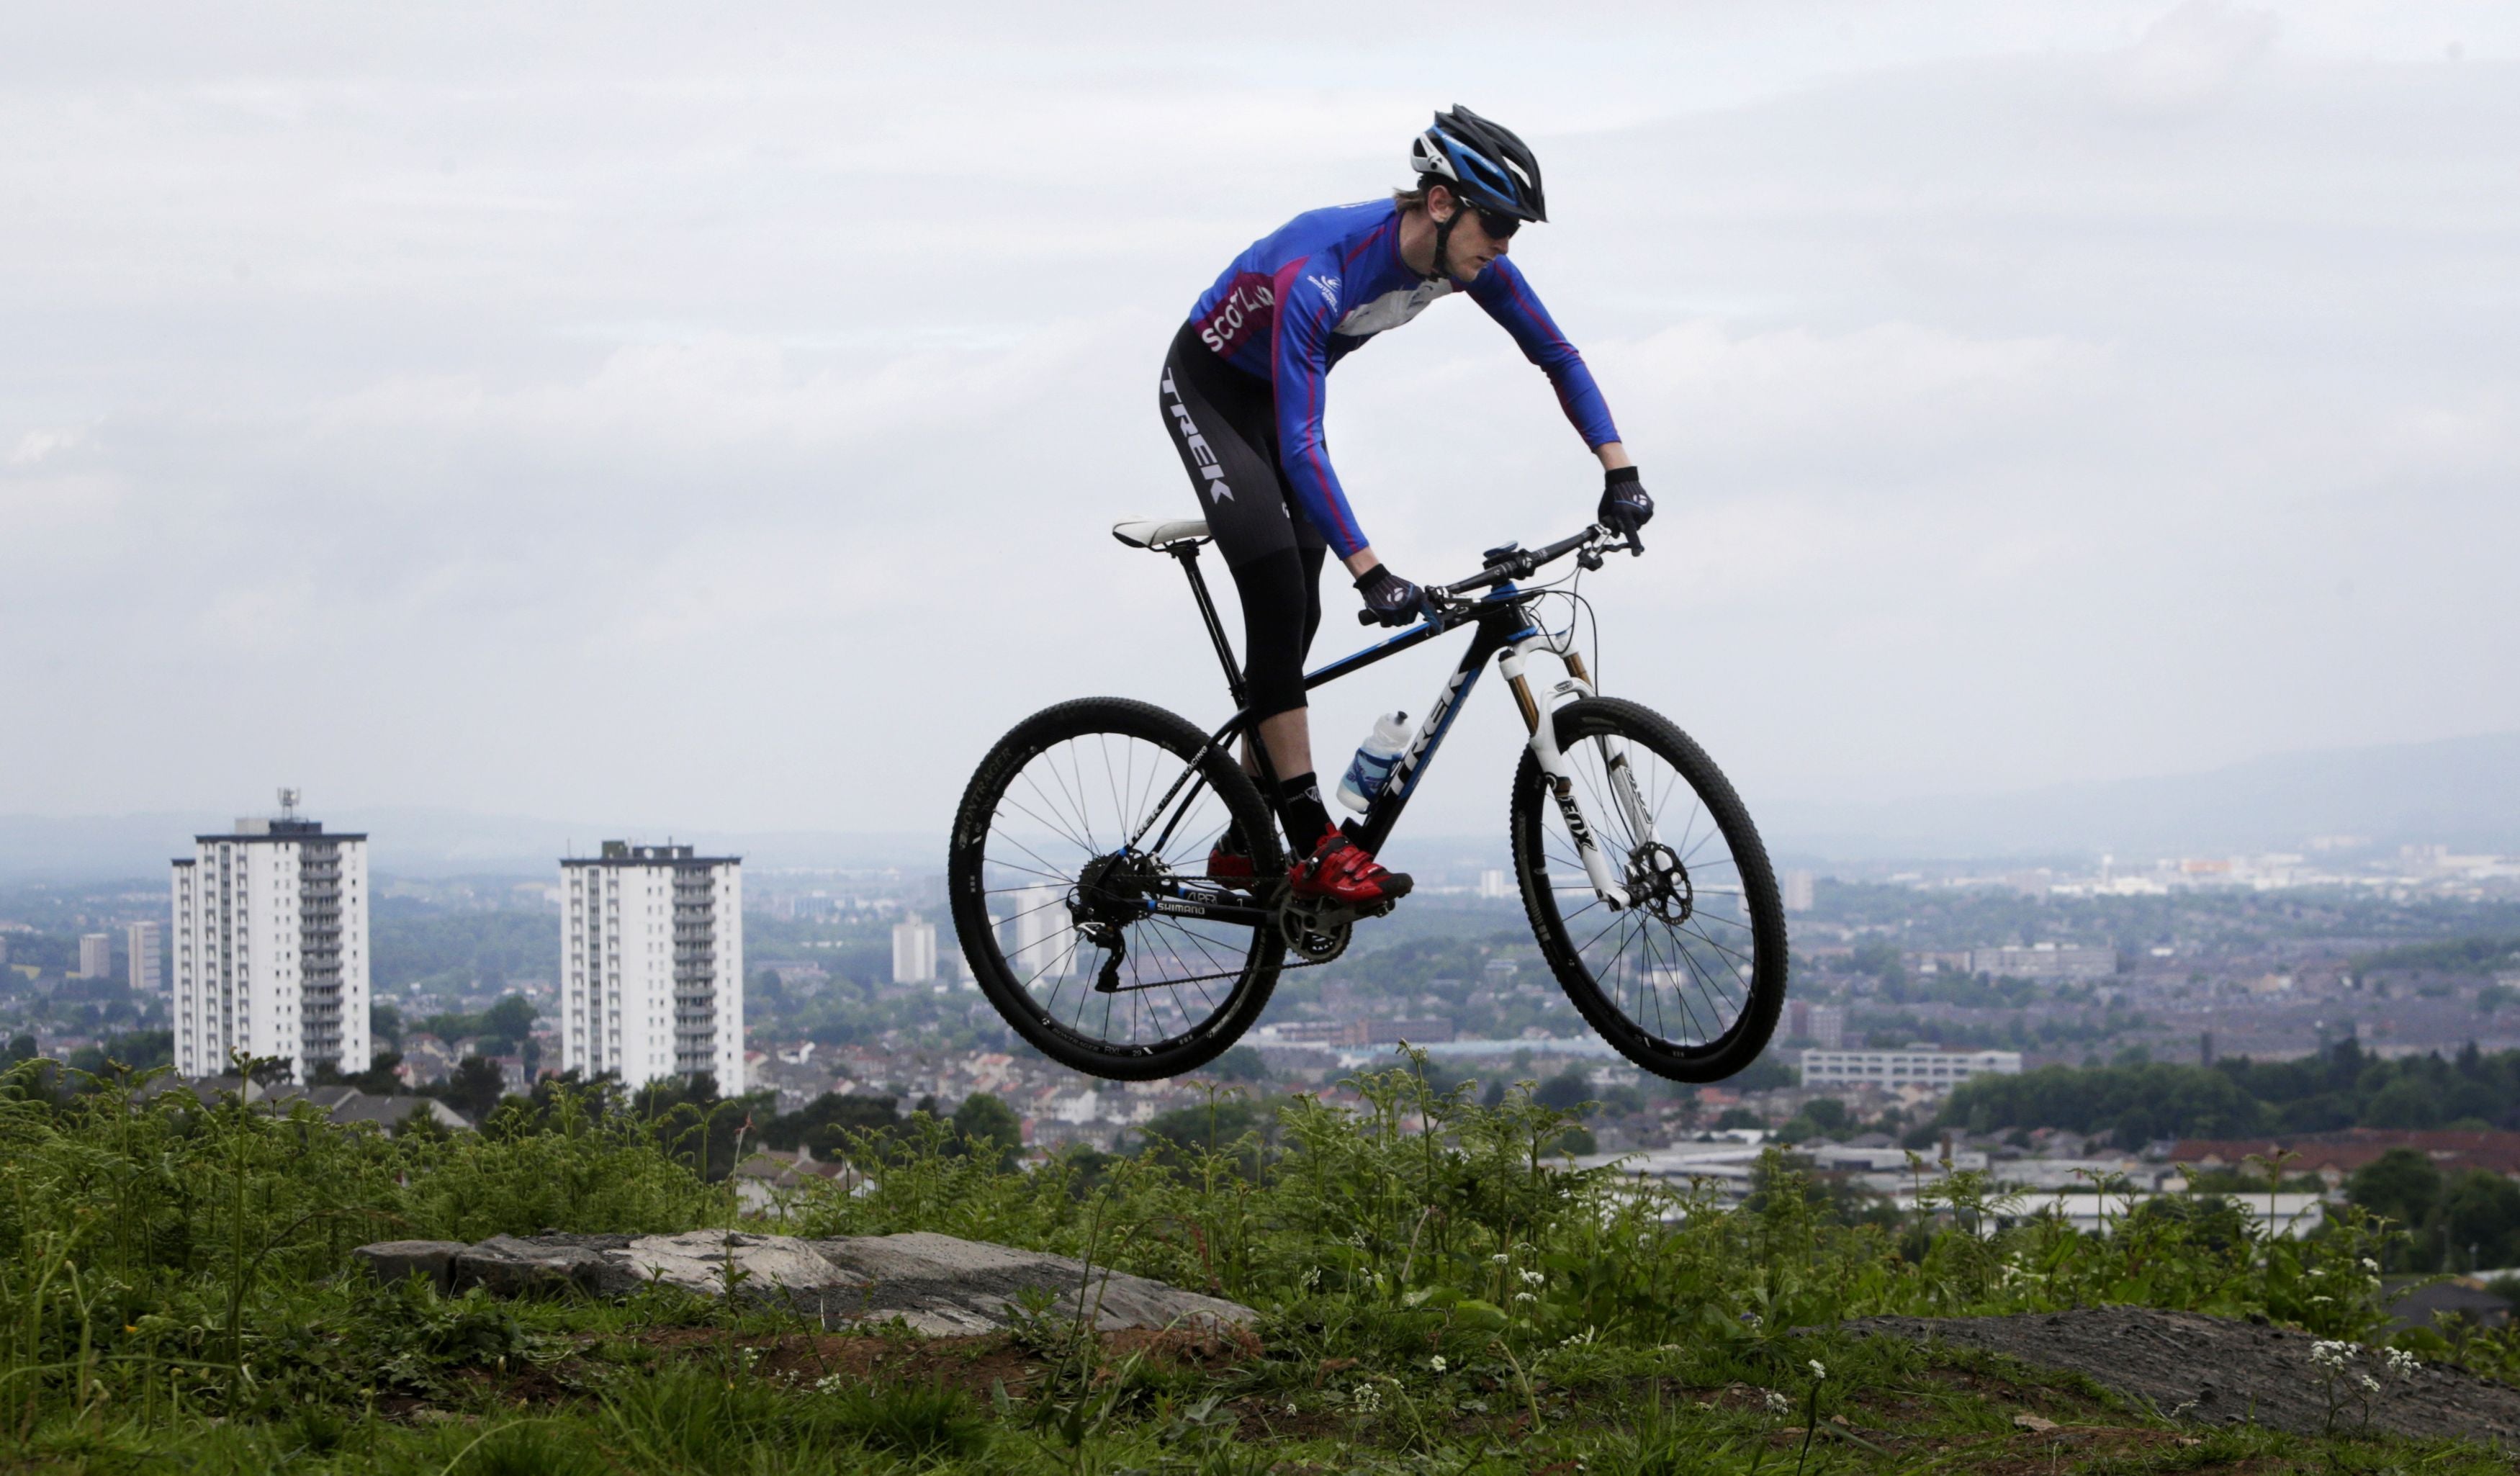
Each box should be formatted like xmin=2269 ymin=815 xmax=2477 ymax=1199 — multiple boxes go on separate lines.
xmin=3 ymin=733 xmax=2511 ymax=881
xmin=0 ymin=807 xmax=939 ymax=885
xmin=1761 ymin=732 xmax=2520 ymax=860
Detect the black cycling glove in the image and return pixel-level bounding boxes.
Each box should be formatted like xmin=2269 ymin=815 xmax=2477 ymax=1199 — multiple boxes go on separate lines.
xmin=1598 ymin=465 xmax=1654 ymax=542
xmin=1354 ymin=563 xmax=1431 ymax=628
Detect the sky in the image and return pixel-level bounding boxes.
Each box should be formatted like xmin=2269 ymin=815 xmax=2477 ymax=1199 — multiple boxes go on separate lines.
xmin=3 ymin=1 xmax=2515 ymax=843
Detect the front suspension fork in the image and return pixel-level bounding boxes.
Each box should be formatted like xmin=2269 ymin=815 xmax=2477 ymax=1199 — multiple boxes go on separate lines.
xmin=1500 ymin=639 xmax=1651 ymax=909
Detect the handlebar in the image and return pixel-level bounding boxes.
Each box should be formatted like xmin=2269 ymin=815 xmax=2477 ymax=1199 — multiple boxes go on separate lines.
xmin=1356 ymin=523 xmax=1642 ymax=626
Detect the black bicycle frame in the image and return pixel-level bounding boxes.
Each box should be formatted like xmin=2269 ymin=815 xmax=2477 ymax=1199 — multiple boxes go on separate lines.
xmin=1158 ymin=540 xmax=1539 ymax=858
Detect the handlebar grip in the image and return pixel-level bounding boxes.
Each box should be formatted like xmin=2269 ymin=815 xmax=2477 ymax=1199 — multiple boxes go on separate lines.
xmin=1357 ymin=608 xmax=1377 ymax=626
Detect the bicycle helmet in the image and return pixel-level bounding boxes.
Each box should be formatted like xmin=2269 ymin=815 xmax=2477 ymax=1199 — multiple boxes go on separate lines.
xmin=1408 ymin=105 xmax=1547 ymax=224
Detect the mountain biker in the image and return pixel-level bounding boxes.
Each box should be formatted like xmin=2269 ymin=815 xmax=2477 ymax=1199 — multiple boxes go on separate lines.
xmin=1158 ymin=106 xmax=1653 ymax=908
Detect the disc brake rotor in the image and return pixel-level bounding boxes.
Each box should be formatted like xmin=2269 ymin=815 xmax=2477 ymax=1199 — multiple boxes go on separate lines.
xmin=1626 ymin=841 xmax=1692 ymax=924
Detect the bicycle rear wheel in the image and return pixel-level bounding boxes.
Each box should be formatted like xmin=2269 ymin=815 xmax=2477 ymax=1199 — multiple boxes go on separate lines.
xmin=949 ymin=697 xmax=1287 ymax=1081
xmin=1509 ymin=697 xmax=1788 ymax=1082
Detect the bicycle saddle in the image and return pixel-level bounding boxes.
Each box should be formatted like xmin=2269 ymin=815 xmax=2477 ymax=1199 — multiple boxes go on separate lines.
xmin=1111 ymin=517 xmax=1212 ymax=551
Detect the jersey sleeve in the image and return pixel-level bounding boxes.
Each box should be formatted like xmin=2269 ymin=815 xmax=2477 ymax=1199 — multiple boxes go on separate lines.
xmin=1466 ymin=257 xmax=1621 ymax=449
xmin=1268 ymin=257 xmax=1371 ymax=559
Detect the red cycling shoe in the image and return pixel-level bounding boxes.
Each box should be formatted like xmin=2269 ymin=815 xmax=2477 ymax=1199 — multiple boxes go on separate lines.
xmin=1205 ymin=840 xmax=1257 ymax=882
xmin=1288 ymin=825 xmax=1413 ymax=906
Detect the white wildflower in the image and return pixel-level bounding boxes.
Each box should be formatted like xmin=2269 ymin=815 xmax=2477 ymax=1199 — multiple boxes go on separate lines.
xmin=2308 ymin=1340 xmax=2356 ymax=1374
xmin=1809 ymin=1359 xmax=1827 ymax=1382
xmin=814 ymin=1373 xmax=850 ymax=1394
xmin=1350 ymin=1382 xmax=1382 ymax=1415
xmin=1763 ymin=1390 xmax=1794 ymax=1416
xmin=1513 ymin=1292 xmax=1538 ymax=1305
xmin=1430 ymin=1355 xmax=1447 ymax=1374
xmin=2357 ymin=1373 xmax=2381 ymax=1394
xmin=2385 ymin=1348 xmax=2419 ymax=1379
xmin=1520 ymin=1269 xmax=1547 ymax=1287
xmin=2359 ymin=1257 xmax=2379 ymax=1273
xmin=1490 ymin=1253 xmax=1511 ymax=1266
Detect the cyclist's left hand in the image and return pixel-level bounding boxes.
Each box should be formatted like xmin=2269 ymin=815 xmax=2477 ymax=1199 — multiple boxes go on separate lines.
xmin=1598 ymin=466 xmax=1653 ymax=543
xmin=1354 ymin=563 xmax=1432 ymax=627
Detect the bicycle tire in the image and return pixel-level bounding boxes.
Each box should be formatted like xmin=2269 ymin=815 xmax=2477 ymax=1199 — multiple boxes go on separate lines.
xmin=950 ymin=696 xmax=1286 ymax=1081
xmin=1510 ymin=696 xmax=1788 ymax=1082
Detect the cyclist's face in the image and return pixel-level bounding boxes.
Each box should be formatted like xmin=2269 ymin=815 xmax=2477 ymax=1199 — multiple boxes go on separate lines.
xmin=1439 ymin=197 xmax=1511 ymax=280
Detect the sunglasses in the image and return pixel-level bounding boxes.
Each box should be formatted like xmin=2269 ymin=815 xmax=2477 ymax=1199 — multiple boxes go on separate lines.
xmin=1472 ymin=207 xmax=1521 ymax=240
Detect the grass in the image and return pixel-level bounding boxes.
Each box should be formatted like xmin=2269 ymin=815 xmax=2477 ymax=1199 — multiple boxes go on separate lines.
xmin=0 ymin=1051 xmax=2512 ymax=1472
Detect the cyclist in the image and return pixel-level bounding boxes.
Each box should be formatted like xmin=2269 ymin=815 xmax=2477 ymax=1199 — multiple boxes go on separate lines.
xmin=1158 ymin=106 xmax=1653 ymax=907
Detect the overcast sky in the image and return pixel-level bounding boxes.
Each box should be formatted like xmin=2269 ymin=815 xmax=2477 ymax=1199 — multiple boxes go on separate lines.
xmin=4 ymin=1 xmax=2514 ymax=842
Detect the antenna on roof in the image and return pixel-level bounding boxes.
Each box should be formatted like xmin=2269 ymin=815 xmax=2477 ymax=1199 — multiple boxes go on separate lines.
xmin=278 ymin=788 xmax=302 ymax=819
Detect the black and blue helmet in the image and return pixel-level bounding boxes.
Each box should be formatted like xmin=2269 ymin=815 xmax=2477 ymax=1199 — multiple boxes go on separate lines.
xmin=1409 ymin=106 xmax=1546 ymax=223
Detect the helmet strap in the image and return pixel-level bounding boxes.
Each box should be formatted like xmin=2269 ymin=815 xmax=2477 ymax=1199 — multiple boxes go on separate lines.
xmin=1423 ymin=197 xmax=1461 ymax=284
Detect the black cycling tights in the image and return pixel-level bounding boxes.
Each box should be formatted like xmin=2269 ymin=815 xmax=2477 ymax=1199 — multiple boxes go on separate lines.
xmin=1230 ymin=545 xmax=1327 ymax=724
xmin=1157 ymin=320 xmax=1331 ymax=724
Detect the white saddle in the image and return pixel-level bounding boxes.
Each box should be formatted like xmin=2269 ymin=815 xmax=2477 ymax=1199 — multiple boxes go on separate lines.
xmin=1110 ymin=516 xmax=1211 ymax=551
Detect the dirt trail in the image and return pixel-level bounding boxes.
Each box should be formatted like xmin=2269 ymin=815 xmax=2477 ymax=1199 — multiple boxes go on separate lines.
xmin=1845 ymin=1307 xmax=2520 ymax=1445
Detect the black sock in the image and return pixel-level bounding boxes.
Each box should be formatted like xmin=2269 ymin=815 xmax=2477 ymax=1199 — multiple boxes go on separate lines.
xmin=1276 ymin=772 xmax=1332 ymax=851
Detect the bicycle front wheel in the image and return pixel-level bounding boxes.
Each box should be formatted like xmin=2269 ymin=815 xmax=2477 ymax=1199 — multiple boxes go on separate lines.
xmin=949 ymin=697 xmax=1287 ymax=1081
xmin=1510 ymin=697 xmax=1788 ymax=1082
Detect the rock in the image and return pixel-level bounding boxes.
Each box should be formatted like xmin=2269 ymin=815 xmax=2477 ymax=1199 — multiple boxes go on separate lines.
xmin=1845 ymin=1308 xmax=2520 ymax=1446
xmin=350 ymin=1240 xmax=467 ymax=1295
xmin=355 ymin=1230 xmax=1257 ymax=1336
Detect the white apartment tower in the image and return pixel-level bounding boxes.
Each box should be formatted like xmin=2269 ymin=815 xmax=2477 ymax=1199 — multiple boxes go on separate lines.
xmin=169 ymin=804 xmax=371 ymax=1081
xmin=560 ymin=842 xmax=743 ymax=1092
xmin=126 ymin=921 xmax=163 ymax=995
xmin=892 ymin=916 xmax=937 ymax=984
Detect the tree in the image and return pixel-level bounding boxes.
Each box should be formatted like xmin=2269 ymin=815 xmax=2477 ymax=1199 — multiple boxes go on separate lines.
xmin=2440 ymin=1170 xmax=2520 ymax=1272
xmin=440 ymin=1057 xmax=508 ymax=1121
xmin=764 ymin=1092 xmax=901 ymax=1158
xmin=952 ymin=1093 xmax=1022 ymax=1171
xmin=2347 ymin=1147 xmax=2443 ymax=1233
xmin=1208 ymin=1045 xmax=1269 ymax=1082
xmin=1534 ymin=1067 xmax=1593 ymax=1112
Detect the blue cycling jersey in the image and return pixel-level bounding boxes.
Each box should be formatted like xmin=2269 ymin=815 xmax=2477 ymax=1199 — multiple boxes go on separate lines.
xmin=1186 ymin=199 xmax=1621 ymax=560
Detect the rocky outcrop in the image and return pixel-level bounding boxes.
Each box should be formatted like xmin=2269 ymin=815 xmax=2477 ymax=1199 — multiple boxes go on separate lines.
xmin=1846 ymin=1308 xmax=2520 ymax=1445
xmin=352 ymin=1230 xmax=1256 ymax=1337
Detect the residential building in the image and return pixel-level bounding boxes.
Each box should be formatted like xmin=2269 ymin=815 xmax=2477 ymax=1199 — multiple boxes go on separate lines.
xmin=1966 ymin=943 xmax=2117 ymax=981
xmin=560 ymin=842 xmax=744 ymax=1092
xmin=169 ymin=805 xmax=371 ymax=1081
xmin=1799 ymin=1047 xmax=2022 ymax=1094
xmin=77 ymin=933 xmax=112 ymax=978
xmin=126 ymin=921 xmax=163 ymax=995
xmin=1781 ymin=870 xmax=1815 ymax=913
xmin=1787 ymin=999 xmax=1845 ymax=1045
xmin=893 ymin=916 xmax=937 ymax=984
xmin=1009 ymin=884 xmax=1067 ymax=982
xmin=1808 ymin=1003 xmax=1845 ymax=1050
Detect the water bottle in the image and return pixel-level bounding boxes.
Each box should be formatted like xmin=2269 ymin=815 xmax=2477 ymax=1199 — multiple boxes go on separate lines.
xmin=1336 ymin=711 xmax=1413 ymax=813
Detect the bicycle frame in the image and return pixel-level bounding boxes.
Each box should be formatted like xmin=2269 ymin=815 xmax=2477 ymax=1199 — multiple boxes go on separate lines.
xmin=1149 ymin=539 xmax=1640 ymax=910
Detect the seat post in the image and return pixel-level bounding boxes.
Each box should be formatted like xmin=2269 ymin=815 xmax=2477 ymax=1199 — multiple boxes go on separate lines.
xmin=1171 ymin=544 xmax=1248 ymax=711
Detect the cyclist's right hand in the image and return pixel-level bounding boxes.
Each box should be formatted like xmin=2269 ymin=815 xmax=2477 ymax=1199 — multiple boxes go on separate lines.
xmin=1353 ymin=563 xmax=1431 ymax=627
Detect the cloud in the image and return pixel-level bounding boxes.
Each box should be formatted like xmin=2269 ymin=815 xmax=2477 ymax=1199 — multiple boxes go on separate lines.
xmin=2105 ymin=1 xmax=2281 ymax=118
xmin=1 ymin=4 xmax=2515 ymax=837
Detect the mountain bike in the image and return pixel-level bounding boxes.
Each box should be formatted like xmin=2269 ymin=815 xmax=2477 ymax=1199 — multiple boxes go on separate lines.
xmin=948 ymin=517 xmax=1788 ymax=1083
